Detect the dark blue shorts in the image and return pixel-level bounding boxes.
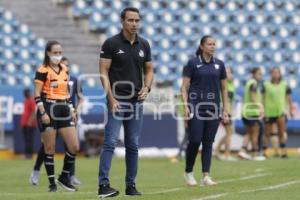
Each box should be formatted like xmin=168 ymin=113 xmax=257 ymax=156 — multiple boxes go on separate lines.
xmin=264 ymin=114 xmax=285 ymax=124
xmin=242 ymin=116 xmax=260 ymax=126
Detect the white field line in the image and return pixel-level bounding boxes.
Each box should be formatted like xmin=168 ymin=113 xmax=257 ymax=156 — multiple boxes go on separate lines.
xmin=195 ymin=193 xmax=229 ymax=200
xmin=0 ymin=173 xmax=272 ymax=197
xmin=218 ymin=173 xmax=270 ymax=183
xmin=254 ymin=168 xmax=265 ymax=173
xmin=144 ymin=187 xmax=182 ymax=195
xmin=239 ymin=179 xmax=300 ymax=193
xmin=194 ymin=179 xmax=300 ymax=200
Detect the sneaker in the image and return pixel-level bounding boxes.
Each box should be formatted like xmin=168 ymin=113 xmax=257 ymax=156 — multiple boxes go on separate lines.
xmin=223 ymin=155 xmax=238 ymax=162
xmin=201 ymin=176 xmax=217 ymax=186
xmin=125 ymin=184 xmax=141 ymax=196
xmin=184 ymin=172 xmax=197 ymax=186
xmin=215 ymin=153 xmax=225 ymax=160
xmin=98 ymin=184 xmax=119 ymax=198
xmin=57 ymin=175 xmax=77 ymax=192
xmin=238 ymin=151 xmax=252 ymax=160
xmin=252 ymin=155 xmax=266 ymax=161
xmin=48 ymin=184 xmax=57 ymax=192
xmin=70 ymin=175 xmax=81 ymax=185
xmin=29 ymin=170 xmax=40 ymax=185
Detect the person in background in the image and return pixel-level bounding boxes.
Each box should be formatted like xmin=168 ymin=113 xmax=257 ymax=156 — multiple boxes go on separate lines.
xmin=262 ymin=67 xmax=293 ymax=158
xmin=170 ymin=94 xmax=189 ymax=163
xmin=29 ymin=56 xmax=83 ymax=186
xmin=215 ymin=67 xmax=237 ymax=161
xmin=62 ymin=56 xmax=84 ymax=183
xmin=241 ymin=67 xmax=265 ymax=161
xmin=21 ymin=88 xmax=37 ymax=159
xmin=181 ymin=35 xmax=229 ymax=186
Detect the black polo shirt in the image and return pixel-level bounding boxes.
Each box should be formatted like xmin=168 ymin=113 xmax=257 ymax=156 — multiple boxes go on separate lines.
xmin=183 ymin=55 xmax=227 ymax=110
xmin=100 ymin=31 xmax=152 ymax=102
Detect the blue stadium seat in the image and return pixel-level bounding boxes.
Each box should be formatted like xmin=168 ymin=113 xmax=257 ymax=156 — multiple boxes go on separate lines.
xmin=0 ymin=6 xmax=82 ymax=90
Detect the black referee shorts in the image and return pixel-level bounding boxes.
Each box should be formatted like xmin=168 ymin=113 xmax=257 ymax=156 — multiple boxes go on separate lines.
xmin=37 ymin=101 xmax=75 ymax=132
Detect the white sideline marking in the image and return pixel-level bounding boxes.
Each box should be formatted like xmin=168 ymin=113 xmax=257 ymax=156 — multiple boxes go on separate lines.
xmin=195 ymin=193 xmax=229 ymax=200
xmin=218 ymin=173 xmax=270 ymax=183
xmin=0 ymin=173 xmax=275 ymax=198
xmin=194 ymin=179 xmax=300 ymax=200
xmin=239 ymin=180 xmax=300 ymax=193
xmin=145 ymin=173 xmax=270 ymax=196
xmin=144 ymin=187 xmax=182 ymax=195
xmin=254 ymin=168 xmax=265 ymax=173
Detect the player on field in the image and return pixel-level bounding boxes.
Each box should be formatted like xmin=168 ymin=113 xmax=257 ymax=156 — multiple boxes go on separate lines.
xmin=34 ymin=41 xmax=79 ymax=192
xmin=215 ymin=67 xmax=237 ymax=161
xmin=241 ymin=67 xmax=265 ymax=161
xmin=181 ymin=35 xmax=229 ymax=186
xmin=262 ymin=67 xmax=293 ymax=158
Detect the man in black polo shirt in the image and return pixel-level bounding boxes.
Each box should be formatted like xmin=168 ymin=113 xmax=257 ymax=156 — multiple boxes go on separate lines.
xmin=98 ymin=7 xmax=154 ymax=198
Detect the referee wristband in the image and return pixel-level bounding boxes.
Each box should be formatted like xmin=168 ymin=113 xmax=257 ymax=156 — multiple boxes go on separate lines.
xmin=35 ymin=96 xmax=43 ymax=106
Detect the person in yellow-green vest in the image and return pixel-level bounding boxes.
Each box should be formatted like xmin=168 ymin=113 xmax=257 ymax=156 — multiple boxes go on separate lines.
xmin=262 ymin=67 xmax=293 ymax=158
xmin=216 ymin=67 xmax=237 ymax=161
xmin=241 ymin=67 xmax=265 ymax=160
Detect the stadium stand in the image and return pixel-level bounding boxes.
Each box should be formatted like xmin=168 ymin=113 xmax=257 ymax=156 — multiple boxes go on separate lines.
xmin=53 ymin=0 xmax=300 ymax=90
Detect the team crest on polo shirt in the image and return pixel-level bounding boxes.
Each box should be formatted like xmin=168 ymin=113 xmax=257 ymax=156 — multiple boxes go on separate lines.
xmin=214 ymin=64 xmax=220 ymax=70
xmin=139 ymin=50 xmax=144 ymax=57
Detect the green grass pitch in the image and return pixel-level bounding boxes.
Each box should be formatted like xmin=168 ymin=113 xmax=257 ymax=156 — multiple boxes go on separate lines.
xmin=0 ymin=156 xmax=299 ymax=200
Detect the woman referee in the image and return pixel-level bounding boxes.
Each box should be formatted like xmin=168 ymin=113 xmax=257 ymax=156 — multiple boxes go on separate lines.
xmin=181 ymin=35 xmax=229 ymax=186
xmin=34 ymin=41 xmax=79 ymax=192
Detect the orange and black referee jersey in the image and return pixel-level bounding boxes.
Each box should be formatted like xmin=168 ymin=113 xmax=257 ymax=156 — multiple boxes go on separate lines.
xmin=34 ymin=64 xmax=69 ymax=100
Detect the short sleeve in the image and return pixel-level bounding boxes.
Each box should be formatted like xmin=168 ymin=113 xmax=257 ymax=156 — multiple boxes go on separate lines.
xmin=34 ymin=66 xmax=47 ymax=84
xmin=219 ymin=62 xmax=227 ymax=80
xmin=286 ymin=86 xmax=292 ymax=95
xmin=261 ymin=84 xmax=265 ymax=94
xmin=76 ymin=78 xmax=83 ymax=98
xmin=144 ymin=40 xmax=152 ymax=62
xmin=182 ymin=60 xmax=193 ymax=78
xmin=249 ymin=83 xmax=257 ymax=92
xmin=100 ymin=39 xmax=113 ymax=59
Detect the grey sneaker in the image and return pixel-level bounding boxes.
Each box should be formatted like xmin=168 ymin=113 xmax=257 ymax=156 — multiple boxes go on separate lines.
xmin=70 ymin=175 xmax=81 ymax=185
xmin=29 ymin=170 xmax=40 ymax=185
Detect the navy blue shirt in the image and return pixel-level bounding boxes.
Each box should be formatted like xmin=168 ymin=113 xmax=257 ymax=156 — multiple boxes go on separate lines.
xmin=68 ymin=76 xmax=82 ymax=108
xmin=183 ymin=55 xmax=227 ymax=110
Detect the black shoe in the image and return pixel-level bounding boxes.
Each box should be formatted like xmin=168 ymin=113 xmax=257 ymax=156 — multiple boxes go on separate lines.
xmin=98 ymin=184 xmax=119 ymax=198
xmin=125 ymin=184 xmax=141 ymax=196
xmin=281 ymin=154 xmax=288 ymax=159
xmin=48 ymin=184 xmax=57 ymax=192
xmin=57 ymin=175 xmax=77 ymax=192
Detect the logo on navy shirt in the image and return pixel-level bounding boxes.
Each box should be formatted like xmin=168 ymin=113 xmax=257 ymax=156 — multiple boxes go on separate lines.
xmin=214 ymin=64 xmax=220 ymax=70
xmin=116 ymin=49 xmax=125 ymax=54
xmin=139 ymin=50 xmax=144 ymax=57
xmin=196 ymin=64 xmax=203 ymax=68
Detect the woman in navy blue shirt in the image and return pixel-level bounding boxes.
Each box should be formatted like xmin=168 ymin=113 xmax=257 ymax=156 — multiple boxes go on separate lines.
xmin=181 ymin=35 xmax=229 ymax=186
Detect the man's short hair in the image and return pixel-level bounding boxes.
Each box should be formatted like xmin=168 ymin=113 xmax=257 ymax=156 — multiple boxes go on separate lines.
xmin=120 ymin=7 xmax=140 ymax=20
